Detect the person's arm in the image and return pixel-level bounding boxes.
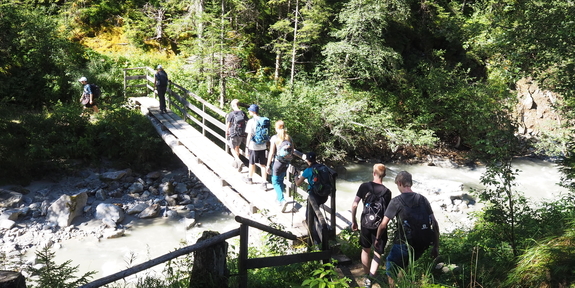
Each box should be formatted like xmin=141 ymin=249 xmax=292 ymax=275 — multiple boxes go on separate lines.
xmin=376 ymin=216 xmax=390 ymax=240
xmin=351 ymin=196 xmax=361 ymax=231
xmin=295 ymin=168 xmax=308 ymax=186
xmin=266 ymin=139 xmax=276 ymax=168
xmin=430 ymin=213 xmax=440 ymax=258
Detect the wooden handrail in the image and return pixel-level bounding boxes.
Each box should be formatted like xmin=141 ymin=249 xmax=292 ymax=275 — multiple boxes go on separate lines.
xmin=78 ymin=228 xmax=241 ymax=288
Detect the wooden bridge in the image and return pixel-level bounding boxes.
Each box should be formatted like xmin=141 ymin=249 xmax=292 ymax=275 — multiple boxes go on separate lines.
xmin=123 ymin=67 xmax=354 ymax=238
xmin=76 ymin=67 xmax=359 ymax=288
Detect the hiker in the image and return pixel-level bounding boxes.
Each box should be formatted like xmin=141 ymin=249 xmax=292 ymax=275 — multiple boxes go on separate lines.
xmin=294 ymin=152 xmax=330 ymax=206
xmin=375 ymin=171 xmax=440 ymax=288
xmin=350 ymin=163 xmax=392 ymax=288
xmin=226 ymin=99 xmax=248 ymax=172
xmin=155 ymin=65 xmax=169 ymax=113
xmin=266 ymin=120 xmax=294 ymax=206
xmin=244 ymin=104 xmax=269 ymax=187
xmin=78 ymin=76 xmax=99 ymax=114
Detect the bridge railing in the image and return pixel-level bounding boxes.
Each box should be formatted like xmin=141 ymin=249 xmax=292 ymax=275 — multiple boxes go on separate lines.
xmin=78 ymin=216 xmax=331 ymax=288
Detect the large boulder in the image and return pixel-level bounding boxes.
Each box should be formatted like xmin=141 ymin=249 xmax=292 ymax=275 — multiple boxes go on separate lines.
xmin=95 ymin=203 xmax=125 ymax=224
xmin=46 ymin=192 xmax=88 ymax=228
xmin=0 ymin=189 xmax=23 ymax=208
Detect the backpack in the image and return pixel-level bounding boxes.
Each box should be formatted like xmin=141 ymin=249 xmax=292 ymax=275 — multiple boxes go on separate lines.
xmin=361 ymin=183 xmax=390 ymax=229
xmin=275 ymin=138 xmax=293 ymax=163
xmin=229 ymin=111 xmax=247 ymax=137
xmin=252 ymin=116 xmax=270 ymax=145
xmin=310 ymin=164 xmax=336 ymax=197
xmin=398 ymin=194 xmax=435 ymax=253
xmin=89 ymin=84 xmax=101 ymax=99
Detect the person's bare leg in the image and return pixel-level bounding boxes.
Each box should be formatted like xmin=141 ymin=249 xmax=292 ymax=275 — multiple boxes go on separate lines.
xmin=370 ymin=251 xmax=381 ymax=276
xmin=93 ymin=105 xmax=99 ymax=113
xmin=361 ymin=247 xmax=371 ymax=275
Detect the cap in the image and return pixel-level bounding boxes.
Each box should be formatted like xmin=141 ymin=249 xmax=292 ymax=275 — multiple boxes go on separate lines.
xmin=248 ymin=104 xmax=259 ymax=113
xmin=78 ymin=77 xmax=87 ymax=82
xmin=305 ymin=152 xmax=316 ymax=162
xmin=157 ymin=65 xmax=163 ymax=69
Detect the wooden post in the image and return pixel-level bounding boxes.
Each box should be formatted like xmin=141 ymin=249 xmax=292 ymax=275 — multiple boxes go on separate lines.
xmin=0 ymin=271 xmax=26 ymax=288
xmin=238 ymin=224 xmax=249 ymax=288
xmin=189 ymin=231 xmax=229 ymax=288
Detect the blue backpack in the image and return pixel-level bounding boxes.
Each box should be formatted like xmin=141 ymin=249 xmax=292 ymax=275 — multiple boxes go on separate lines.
xmin=252 ymin=117 xmax=270 ymax=145
xmin=275 ymin=139 xmax=293 ymax=163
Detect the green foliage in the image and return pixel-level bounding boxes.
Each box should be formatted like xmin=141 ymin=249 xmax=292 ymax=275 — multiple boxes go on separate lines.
xmin=301 ymin=262 xmax=351 ymax=288
xmin=505 ymin=220 xmax=575 ymax=287
xmin=335 ymin=228 xmax=361 ymax=261
xmin=29 ymin=246 xmax=96 ymax=288
xmin=0 ymin=4 xmax=85 ymax=109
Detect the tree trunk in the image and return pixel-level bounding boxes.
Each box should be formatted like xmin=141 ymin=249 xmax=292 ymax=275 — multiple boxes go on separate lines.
xmin=189 ymin=231 xmax=229 ymax=288
xmin=290 ymin=0 xmax=300 ymax=86
xmin=0 ymin=271 xmax=26 ymax=288
xmin=274 ymin=51 xmax=281 ymax=84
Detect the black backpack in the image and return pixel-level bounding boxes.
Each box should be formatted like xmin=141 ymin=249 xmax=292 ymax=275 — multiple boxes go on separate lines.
xmin=89 ymin=84 xmax=101 ymax=99
xmin=229 ymin=111 xmax=247 ymax=137
xmin=310 ymin=164 xmax=335 ymax=197
xmin=398 ymin=193 xmax=435 ymax=252
xmin=361 ymin=182 xmax=390 ymax=229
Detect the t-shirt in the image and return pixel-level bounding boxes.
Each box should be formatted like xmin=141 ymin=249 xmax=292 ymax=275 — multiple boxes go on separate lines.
xmin=384 ymin=192 xmax=433 ymax=243
xmin=245 ymin=115 xmax=268 ymax=151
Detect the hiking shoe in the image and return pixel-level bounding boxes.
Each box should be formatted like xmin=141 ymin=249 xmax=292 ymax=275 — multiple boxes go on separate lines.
xmin=243 ymin=177 xmax=253 ymax=184
xmin=261 ymin=182 xmax=267 ymax=190
xmin=364 ymin=278 xmax=372 ymax=288
xmin=236 ymin=159 xmax=243 ymax=172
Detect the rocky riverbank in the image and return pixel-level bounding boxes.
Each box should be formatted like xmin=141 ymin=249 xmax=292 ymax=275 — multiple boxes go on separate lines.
xmin=0 ymin=166 xmax=229 ymax=276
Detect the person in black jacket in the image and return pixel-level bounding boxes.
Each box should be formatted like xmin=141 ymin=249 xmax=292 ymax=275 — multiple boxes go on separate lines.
xmin=155 ymin=65 xmax=169 ymax=113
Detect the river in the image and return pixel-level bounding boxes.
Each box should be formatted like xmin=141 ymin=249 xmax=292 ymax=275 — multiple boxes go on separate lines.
xmin=40 ymin=157 xmax=569 ymax=282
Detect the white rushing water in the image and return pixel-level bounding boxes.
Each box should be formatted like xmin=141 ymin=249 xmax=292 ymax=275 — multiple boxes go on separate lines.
xmin=33 ymin=157 xmax=569 ymax=282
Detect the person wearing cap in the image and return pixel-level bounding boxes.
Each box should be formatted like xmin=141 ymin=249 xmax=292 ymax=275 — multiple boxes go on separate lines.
xmin=294 ymin=152 xmax=329 ymax=206
xmin=226 ymin=99 xmax=248 ymax=171
xmin=244 ymin=104 xmax=268 ymax=185
xmin=154 ymin=65 xmax=169 ymax=114
xmin=78 ymin=76 xmax=99 ymax=114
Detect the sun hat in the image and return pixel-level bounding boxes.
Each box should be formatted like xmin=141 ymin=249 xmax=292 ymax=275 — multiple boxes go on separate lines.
xmin=157 ymin=65 xmax=163 ymax=69
xmin=248 ymin=104 xmax=259 ymax=113
xmin=78 ymin=77 xmax=87 ymax=82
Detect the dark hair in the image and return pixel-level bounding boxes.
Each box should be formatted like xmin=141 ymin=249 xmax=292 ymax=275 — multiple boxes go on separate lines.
xmin=306 ymin=152 xmax=317 ymax=163
xmin=395 ymin=171 xmax=413 ymax=187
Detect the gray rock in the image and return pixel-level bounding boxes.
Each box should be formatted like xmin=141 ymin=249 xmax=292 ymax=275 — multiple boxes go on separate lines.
xmin=103 ymin=228 xmax=125 ymax=239
xmin=95 ymin=203 xmax=125 ymax=224
xmin=101 ymin=170 xmax=128 ymax=181
xmin=175 ymin=183 xmax=188 ymax=194
xmin=95 ymin=189 xmax=107 ymax=200
xmin=126 ymin=203 xmax=149 ymax=215
xmin=128 ymin=182 xmax=144 ymax=194
xmin=146 ymin=171 xmax=162 ymax=179
xmin=138 ymin=204 xmax=161 ymax=219
xmin=46 ymin=192 xmax=88 ymax=228
xmin=0 ymin=189 xmax=23 ymax=208
xmin=0 ymin=209 xmax=21 ymax=221
xmin=0 ymin=219 xmax=15 ymax=229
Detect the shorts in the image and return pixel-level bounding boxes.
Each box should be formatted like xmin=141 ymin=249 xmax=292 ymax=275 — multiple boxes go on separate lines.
xmin=228 ymin=136 xmax=245 ymax=148
xmin=359 ymin=227 xmax=386 ymax=254
xmin=248 ymin=149 xmax=266 ymax=166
